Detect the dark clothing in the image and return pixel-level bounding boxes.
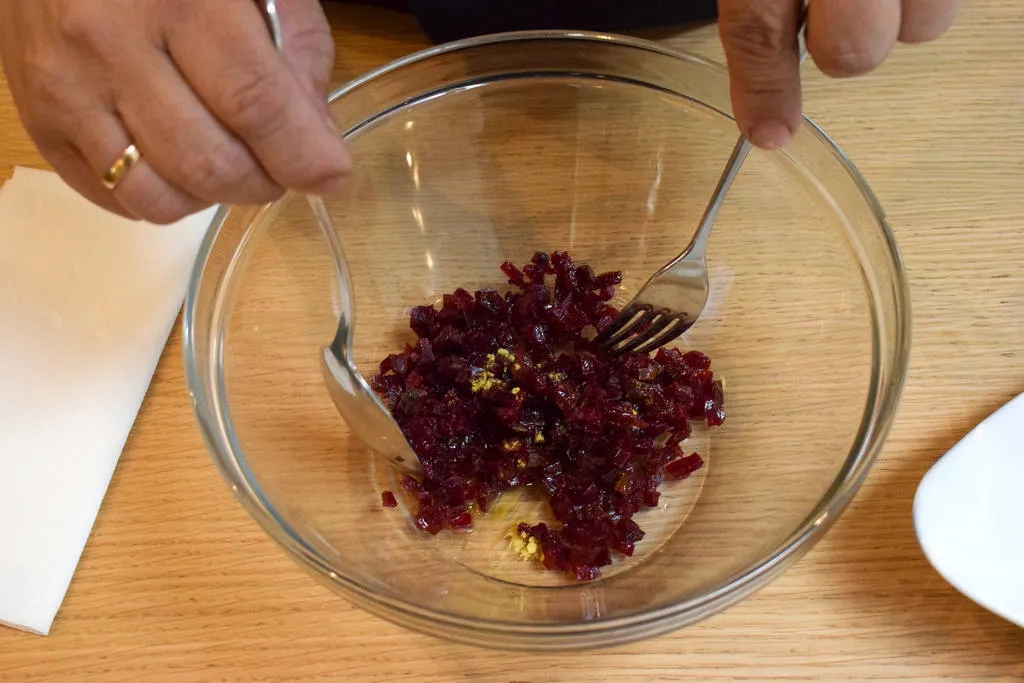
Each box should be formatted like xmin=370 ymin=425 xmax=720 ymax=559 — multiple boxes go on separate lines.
xmin=339 ymin=1 xmax=718 ymax=43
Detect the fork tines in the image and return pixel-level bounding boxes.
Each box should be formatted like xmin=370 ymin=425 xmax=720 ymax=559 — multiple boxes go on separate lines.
xmin=595 ymin=304 xmax=689 ymax=355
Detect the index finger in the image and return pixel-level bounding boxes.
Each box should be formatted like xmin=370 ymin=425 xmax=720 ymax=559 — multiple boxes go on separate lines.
xmin=165 ymin=0 xmax=350 ymax=196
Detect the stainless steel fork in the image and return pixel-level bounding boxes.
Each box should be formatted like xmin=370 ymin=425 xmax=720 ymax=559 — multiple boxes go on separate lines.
xmin=594 ymin=135 xmax=750 ymax=355
xmin=596 ymin=14 xmax=809 ymax=356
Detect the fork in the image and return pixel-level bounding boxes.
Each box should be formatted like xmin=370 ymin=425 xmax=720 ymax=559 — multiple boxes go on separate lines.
xmin=596 ymin=15 xmax=809 ymax=356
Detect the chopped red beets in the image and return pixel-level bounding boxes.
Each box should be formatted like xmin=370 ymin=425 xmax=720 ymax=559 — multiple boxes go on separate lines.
xmin=381 ymin=490 xmax=398 ymax=508
xmin=371 ymin=252 xmax=725 ymax=581
xmin=665 ymin=452 xmax=705 ymax=480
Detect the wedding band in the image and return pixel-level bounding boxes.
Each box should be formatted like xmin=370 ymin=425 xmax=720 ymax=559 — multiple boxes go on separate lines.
xmin=102 ymin=143 xmax=141 ymax=190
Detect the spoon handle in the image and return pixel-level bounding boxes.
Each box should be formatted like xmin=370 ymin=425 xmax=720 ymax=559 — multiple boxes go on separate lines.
xmin=259 ymin=0 xmax=284 ymax=51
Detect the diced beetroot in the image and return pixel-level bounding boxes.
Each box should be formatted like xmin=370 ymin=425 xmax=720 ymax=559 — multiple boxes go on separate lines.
xmin=577 ymin=265 xmax=596 ymax=289
xmin=415 ymin=508 xmax=445 ymax=534
xmin=524 ymin=323 xmax=550 ymax=347
xmin=401 ymin=475 xmax=424 ymax=493
xmin=523 ymin=263 xmax=547 ymax=284
xmin=381 ymin=491 xmax=398 ymax=508
xmin=666 ymin=453 xmax=705 ymax=480
xmin=409 ymin=305 xmax=439 ymax=338
xmin=531 ymin=251 xmax=554 ymax=272
xmin=613 ymin=518 xmax=645 ymax=556
xmin=389 ymin=354 xmax=409 ymax=378
xmin=705 ymin=379 xmax=726 ymax=426
xmin=683 ymin=350 xmax=712 ymax=370
xmin=414 ymin=337 xmax=435 ymax=364
xmin=370 ymin=252 xmax=724 ymax=581
xmin=501 ymin=261 xmax=526 ymax=286
xmin=595 ymin=270 xmax=623 ymax=289
xmin=450 ymin=512 xmax=473 ymax=529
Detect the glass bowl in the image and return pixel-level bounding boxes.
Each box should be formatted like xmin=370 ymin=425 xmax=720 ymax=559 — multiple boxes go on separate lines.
xmin=184 ymin=31 xmax=910 ymax=650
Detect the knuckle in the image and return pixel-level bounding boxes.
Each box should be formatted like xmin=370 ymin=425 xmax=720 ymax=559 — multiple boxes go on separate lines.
xmin=289 ymin=26 xmax=335 ymax=63
xmin=56 ymin=4 xmax=108 ymax=51
xmin=188 ymin=141 xmax=255 ymax=196
xmin=22 ymin=51 xmax=69 ymax=105
xmin=289 ymin=28 xmax=335 ymax=89
xmin=186 ymin=141 xmax=284 ymax=204
xmin=220 ymin=69 xmax=290 ymax=138
xmin=813 ymin=42 xmax=888 ymax=77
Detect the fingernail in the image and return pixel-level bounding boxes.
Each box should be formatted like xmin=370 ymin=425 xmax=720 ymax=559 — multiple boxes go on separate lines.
xmin=749 ymin=121 xmax=792 ymax=150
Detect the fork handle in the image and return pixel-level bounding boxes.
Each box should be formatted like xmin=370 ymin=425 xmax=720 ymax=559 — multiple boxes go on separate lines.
xmin=680 ymin=9 xmax=809 ymax=263
xmin=684 ymin=135 xmax=751 ymax=260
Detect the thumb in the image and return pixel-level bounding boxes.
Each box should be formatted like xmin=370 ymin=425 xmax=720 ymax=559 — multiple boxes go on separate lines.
xmin=718 ymin=0 xmax=803 ymax=150
xmin=274 ymin=0 xmax=336 ymax=102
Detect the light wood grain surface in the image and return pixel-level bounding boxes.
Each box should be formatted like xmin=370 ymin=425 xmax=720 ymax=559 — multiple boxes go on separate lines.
xmin=1 ymin=1 xmax=1022 ymax=680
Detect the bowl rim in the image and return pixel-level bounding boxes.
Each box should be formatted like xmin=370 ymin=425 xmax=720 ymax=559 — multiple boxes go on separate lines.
xmin=183 ymin=28 xmax=912 ymax=645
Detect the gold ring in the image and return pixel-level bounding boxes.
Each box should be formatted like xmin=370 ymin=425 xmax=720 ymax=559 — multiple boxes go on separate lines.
xmin=101 ymin=143 xmax=141 ymax=190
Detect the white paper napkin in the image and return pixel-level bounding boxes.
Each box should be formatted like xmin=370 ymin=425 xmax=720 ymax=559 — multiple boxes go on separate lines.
xmin=0 ymin=167 xmax=217 ymax=635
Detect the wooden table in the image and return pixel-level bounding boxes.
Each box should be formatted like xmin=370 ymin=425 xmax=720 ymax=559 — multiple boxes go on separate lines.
xmin=1 ymin=1 xmax=1022 ymax=679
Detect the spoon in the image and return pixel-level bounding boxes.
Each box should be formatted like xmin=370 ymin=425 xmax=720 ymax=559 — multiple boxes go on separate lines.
xmin=259 ymin=0 xmax=423 ymax=477
xmin=913 ymin=391 xmax=1024 ymax=628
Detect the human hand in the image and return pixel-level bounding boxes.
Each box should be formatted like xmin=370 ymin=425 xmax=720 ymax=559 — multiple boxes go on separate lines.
xmin=718 ymin=0 xmax=959 ymax=149
xmin=0 ymin=0 xmax=350 ymax=224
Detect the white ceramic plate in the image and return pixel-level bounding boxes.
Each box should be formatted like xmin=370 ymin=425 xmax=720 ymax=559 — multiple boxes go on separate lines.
xmin=913 ymin=392 xmax=1024 ymax=628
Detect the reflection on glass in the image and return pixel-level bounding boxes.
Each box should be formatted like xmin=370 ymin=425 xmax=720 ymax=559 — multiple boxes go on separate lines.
xmin=647 ymin=148 xmax=663 ymax=217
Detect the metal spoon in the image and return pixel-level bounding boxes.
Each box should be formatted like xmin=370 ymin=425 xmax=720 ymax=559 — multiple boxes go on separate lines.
xmin=260 ymin=0 xmax=423 ymax=476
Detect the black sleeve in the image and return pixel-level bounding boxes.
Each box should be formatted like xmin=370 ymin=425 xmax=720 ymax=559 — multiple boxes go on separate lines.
xmin=338 ymin=1 xmax=719 ymax=44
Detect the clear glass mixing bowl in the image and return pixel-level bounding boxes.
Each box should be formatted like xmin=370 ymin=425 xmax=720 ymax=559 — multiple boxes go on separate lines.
xmin=184 ymin=31 xmax=910 ymax=650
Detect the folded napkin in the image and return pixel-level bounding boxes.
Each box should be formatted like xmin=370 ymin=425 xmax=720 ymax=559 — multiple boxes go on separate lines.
xmin=0 ymin=167 xmax=217 ymax=635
